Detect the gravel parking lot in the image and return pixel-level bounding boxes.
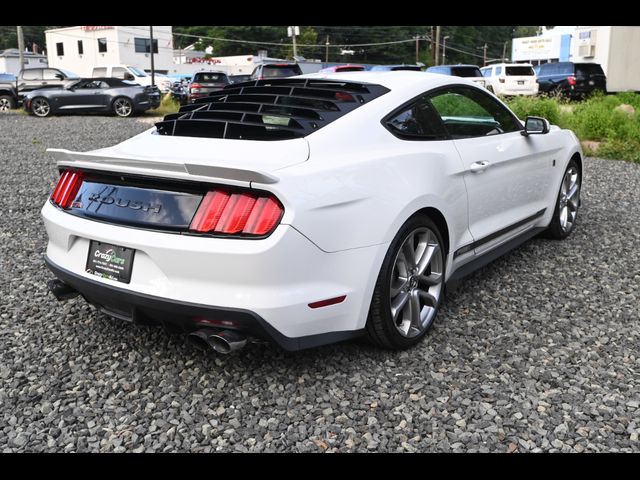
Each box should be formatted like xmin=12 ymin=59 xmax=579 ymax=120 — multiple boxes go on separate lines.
xmin=1 ymin=112 xmax=639 ymax=453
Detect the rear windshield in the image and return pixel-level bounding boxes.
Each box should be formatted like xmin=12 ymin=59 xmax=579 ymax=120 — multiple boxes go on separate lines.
xmin=193 ymin=72 xmax=229 ymax=83
xmin=576 ymin=63 xmax=604 ymax=76
xmin=505 ymin=66 xmax=534 ymax=76
xmin=451 ymin=67 xmax=483 ymax=78
xmin=263 ymin=65 xmax=303 ymax=77
xmin=336 ymin=66 xmax=365 ymax=72
xmin=391 ymin=66 xmax=422 ymax=71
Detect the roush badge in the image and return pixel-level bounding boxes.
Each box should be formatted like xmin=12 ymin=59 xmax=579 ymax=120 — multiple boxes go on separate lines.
xmin=88 ymin=193 xmax=161 ymax=213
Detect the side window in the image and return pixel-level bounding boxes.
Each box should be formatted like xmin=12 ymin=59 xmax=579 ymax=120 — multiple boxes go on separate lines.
xmin=429 ymin=86 xmax=521 ymax=139
xmin=384 ymin=96 xmax=448 ymax=140
xmin=495 ymin=66 xmax=502 ymax=76
xmin=92 ymin=67 xmax=107 ymax=77
xmin=112 ymin=67 xmax=128 ymax=79
xmin=22 ymin=69 xmax=42 ymax=81
xmin=481 ymin=68 xmax=491 ymax=78
xmin=43 ymin=69 xmax=62 ymax=80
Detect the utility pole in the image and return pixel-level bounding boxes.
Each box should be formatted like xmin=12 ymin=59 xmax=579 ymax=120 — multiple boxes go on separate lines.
xmin=415 ymin=34 xmax=420 ymax=64
xmin=288 ymin=26 xmax=299 ymax=59
xmin=17 ymin=26 xmax=25 ymax=72
xmin=149 ymin=26 xmax=155 ymax=87
xmin=325 ymin=35 xmax=330 ymax=63
xmin=442 ymin=36 xmax=450 ymax=64
xmin=430 ymin=26 xmax=434 ymax=65
xmin=434 ymin=26 xmax=441 ymax=66
xmin=483 ymin=43 xmax=488 ymax=66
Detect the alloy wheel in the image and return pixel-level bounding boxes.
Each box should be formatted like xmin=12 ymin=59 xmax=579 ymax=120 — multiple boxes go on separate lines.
xmin=559 ymin=166 xmax=580 ymax=233
xmin=32 ymin=98 xmax=50 ymax=117
xmin=389 ymin=227 xmax=444 ymax=338
xmin=114 ymin=98 xmax=132 ymax=117
xmin=0 ymin=98 xmax=11 ymax=111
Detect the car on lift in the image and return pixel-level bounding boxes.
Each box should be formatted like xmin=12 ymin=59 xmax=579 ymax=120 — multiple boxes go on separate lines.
xmin=42 ymin=71 xmax=582 ymax=354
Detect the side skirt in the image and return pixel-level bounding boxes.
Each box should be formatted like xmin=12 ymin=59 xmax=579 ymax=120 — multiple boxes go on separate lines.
xmin=446 ymin=226 xmax=546 ymax=292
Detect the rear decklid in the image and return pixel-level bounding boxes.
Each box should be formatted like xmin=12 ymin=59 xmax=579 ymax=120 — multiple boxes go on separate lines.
xmin=504 ymin=65 xmax=536 ymax=90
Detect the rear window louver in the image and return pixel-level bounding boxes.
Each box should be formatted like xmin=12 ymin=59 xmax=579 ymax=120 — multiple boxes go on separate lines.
xmin=155 ymin=78 xmax=390 ymax=140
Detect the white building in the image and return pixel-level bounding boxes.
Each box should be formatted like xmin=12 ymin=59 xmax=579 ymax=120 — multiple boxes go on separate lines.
xmin=0 ymin=49 xmax=48 ymax=75
xmin=512 ymin=26 xmax=640 ymax=92
xmin=45 ymin=26 xmax=174 ymax=76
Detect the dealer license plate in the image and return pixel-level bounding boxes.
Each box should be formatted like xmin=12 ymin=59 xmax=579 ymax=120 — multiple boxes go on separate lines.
xmin=86 ymin=241 xmax=135 ymax=284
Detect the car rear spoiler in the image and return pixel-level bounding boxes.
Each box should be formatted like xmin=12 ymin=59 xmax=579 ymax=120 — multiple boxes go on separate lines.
xmin=47 ymin=148 xmax=279 ymax=184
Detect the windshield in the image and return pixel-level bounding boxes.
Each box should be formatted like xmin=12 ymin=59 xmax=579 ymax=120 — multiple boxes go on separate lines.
xmin=505 ymin=66 xmax=535 ymax=76
xmin=128 ymin=66 xmax=147 ymax=77
xmin=58 ymin=68 xmax=79 ymax=79
xmin=451 ymin=67 xmax=483 ymax=78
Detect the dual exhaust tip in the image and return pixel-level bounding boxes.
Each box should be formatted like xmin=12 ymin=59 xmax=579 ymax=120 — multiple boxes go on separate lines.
xmin=187 ymin=328 xmax=248 ymax=354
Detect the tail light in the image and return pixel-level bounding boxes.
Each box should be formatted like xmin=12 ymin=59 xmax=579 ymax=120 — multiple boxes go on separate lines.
xmin=498 ymin=77 xmax=505 ymax=83
xmin=190 ymin=82 xmax=202 ymax=93
xmin=190 ymin=188 xmax=284 ymax=236
xmin=568 ymin=76 xmax=577 ymax=86
xmin=51 ymin=170 xmax=84 ymax=209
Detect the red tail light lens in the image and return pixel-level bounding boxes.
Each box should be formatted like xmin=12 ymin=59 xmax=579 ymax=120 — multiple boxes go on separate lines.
xmin=190 ymin=189 xmax=283 ymax=236
xmin=51 ymin=170 xmax=84 ymax=209
xmin=568 ymin=76 xmax=577 ymax=86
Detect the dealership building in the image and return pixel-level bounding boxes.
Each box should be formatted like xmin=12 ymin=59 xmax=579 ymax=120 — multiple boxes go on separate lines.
xmin=512 ymin=26 xmax=640 ymax=92
xmin=44 ymin=26 xmax=174 ymax=76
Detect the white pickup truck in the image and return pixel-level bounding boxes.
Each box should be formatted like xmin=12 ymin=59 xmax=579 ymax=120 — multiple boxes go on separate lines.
xmin=89 ymin=65 xmax=171 ymax=93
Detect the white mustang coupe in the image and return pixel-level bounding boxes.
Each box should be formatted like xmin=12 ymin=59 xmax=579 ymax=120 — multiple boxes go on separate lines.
xmin=42 ymin=71 xmax=582 ymax=353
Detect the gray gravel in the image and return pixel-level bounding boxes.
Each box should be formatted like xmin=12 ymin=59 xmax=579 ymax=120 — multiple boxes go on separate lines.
xmin=1 ymin=112 xmax=639 ymax=453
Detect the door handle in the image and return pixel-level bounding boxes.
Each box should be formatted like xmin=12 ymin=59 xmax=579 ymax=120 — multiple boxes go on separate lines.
xmin=470 ymin=161 xmax=491 ymax=173
xmin=42 ymin=82 xmax=48 ymax=85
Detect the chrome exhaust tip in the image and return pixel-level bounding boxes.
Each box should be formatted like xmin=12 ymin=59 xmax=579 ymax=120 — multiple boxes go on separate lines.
xmin=188 ymin=328 xmax=248 ymax=354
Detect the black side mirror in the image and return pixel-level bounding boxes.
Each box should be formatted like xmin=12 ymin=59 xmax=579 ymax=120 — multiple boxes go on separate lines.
xmin=521 ymin=116 xmax=550 ymax=136
xmin=124 ymin=73 xmax=135 ymax=81
xmin=55 ymin=73 xmax=64 ymax=80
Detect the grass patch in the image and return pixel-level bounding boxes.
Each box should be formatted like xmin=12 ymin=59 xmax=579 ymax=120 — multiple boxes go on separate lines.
xmin=144 ymin=93 xmax=180 ymax=117
xmin=503 ymin=92 xmax=640 ymax=163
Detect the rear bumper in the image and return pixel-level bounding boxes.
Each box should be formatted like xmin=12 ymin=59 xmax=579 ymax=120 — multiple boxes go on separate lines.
xmin=42 ymin=201 xmax=383 ymax=348
xmin=45 ymin=256 xmax=362 ymax=351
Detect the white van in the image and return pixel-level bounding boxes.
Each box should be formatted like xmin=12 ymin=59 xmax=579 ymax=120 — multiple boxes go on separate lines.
xmin=480 ymin=63 xmax=538 ymax=96
xmin=90 ymin=65 xmax=172 ymax=93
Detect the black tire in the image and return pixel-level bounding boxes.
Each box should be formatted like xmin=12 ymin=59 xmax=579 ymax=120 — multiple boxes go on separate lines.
xmin=546 ymin=158 xmax=581 ymax=240
xmin=0 ymin=94 xmax=16 ymax=111
xmin=31 ymin=97 xmax=52 ymax=117
xmin=112 ymin=97 xmax=134 ymax=117
xmin=365 ymin=214 xmax=446 ymax=350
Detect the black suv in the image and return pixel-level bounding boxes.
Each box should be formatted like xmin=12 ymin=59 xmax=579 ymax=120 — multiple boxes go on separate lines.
xmin=0 ymin=73 xmax=18 ymax=111
xmin=535 ymin=62 xmax=607 ymax=98
xmin=17 ymin=67 xmax=80 ymax=101
xmin=250 ymin=62 xmax=303 ymax=80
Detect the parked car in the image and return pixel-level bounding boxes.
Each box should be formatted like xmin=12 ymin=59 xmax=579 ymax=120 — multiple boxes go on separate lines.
xmin=534 ymin=62 xmax=607 ymax=99
xmin=249 ymin=62 xmax=303 ymax=80
xmin=90 ymin=65 xmax=172 ymax=93
xmin=16 ymin=67 xmax=80 ymax=101
xmin=187 ymin=71 xmax=231 ymax=103
xmin=228 ymin=74 xmax=252 ymax=84
xmin=371 ymin=64 xmax=423 ymax=71
xmin=169 ymin=81 xmax=188 ymax=105
xmin=480 ymin=63 xmax=538 ymax=96
xmin=23 ymin=77 xmax=160 ymax=118
xmin=0 ymin=73 xmax=18 ymax=111
xmin=42 ymin=72 xmax=582 ymax=354
xmin=426 ymin=64 xmax=487 ymax=89
xmin=319 ymin=64 xmax=366 ymax=73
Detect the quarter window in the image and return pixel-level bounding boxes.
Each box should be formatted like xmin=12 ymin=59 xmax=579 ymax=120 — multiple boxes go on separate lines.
xmin=429 ymin=86 xmax=521 ymax=139
xmin=385 ymin=96 xmax=448 ymax=140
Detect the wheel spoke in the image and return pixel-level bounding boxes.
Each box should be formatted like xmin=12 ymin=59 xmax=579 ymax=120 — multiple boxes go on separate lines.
xmin=401 ymin=234 xmax=416 ymax=270
xmin=418 ymin=289 xmax=438 ymax=307
xmin=409 ymin=290 xmax=421 ymax=331
xmin=416 ymin=243 xmax=440 ymax=275
xmin=390 ymin=276 xmax=409 ymax=297
xmin=391 ymin=291 xmax=410 ymax=322
xmin=567 ymin=182 xmax=579 ymax=201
